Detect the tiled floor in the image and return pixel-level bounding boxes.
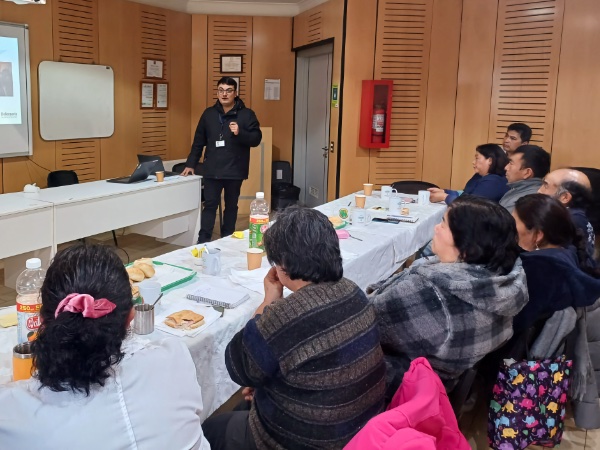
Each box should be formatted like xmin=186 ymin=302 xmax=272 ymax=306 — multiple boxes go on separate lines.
xmin=1 ymin=212 xmax=598 ymax=448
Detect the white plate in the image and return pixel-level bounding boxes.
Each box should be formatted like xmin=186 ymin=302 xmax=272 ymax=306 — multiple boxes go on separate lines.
xmin=154 ymin=300 xmax=221 ymax=338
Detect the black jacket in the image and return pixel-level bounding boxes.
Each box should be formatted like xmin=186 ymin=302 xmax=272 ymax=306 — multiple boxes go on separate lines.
xmin=186 ymin=98 xmax=262 ymax=179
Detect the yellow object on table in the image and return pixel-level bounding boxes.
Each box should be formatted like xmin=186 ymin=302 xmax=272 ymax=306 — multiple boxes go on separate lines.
xmin=232 ymin=231 xmax=244 ymax=239
xmin=191 ymin=247 xmax=206 ymax=258
xmin=0 ymin=313 xmax=18 ymax=328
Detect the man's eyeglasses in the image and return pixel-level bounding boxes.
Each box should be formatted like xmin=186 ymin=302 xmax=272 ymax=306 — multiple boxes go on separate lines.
xmin=218 ymin=88 xmax=235 ymax=95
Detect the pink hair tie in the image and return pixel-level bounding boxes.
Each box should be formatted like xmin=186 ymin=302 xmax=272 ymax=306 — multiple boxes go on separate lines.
xmin=55 ymin=293 xmax=117 ymax=319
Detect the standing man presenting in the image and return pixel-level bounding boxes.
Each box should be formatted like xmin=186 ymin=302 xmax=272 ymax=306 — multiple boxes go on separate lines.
xmin=183 ymin=77 xmax=262 ymax=244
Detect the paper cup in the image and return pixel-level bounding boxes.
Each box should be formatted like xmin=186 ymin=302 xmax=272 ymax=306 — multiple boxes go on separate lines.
xmin=138 ymin=280 xmax=161 ymax=306
xmin=247 ymin=248 xmax=264 ymax=270
xmin=156 ymin=171 xmax=165 ymax=182
xmin=418 ymin=190 xmax=430 ymax=205
xmin=355 ymin=194 xmax=366 ymax=208
xmin=363 ymin=183 xmax=374 ymax=196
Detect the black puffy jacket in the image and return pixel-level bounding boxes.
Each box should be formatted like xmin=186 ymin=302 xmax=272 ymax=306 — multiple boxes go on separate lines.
xmin=186 ymin=98 xmax=262 ymax=179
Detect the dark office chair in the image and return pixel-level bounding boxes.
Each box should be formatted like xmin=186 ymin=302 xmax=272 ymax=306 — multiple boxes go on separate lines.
xmin=172 ymin=162 xmax=223 ymax=225
xmin=391 ymin=180 xmax=439 ymax=195
xmin=46 ymin=170 xmax=119 ymax=247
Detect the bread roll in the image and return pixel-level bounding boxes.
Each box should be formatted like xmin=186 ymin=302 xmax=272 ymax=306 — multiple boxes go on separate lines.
xmin=136 ymin=263 xmax=155 ymax=278
xmin=134 ymin=258 xmax=154 ymax=267
xmin=131 ymin=285 xmax=140 ymax=299
xmin=126 ymin=267 xmax=145 ymax=282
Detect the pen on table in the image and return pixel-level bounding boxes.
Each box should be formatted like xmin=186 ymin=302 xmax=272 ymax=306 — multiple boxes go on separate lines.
xmin=348 ymin=202 xmax=351 ymax=206
xmin=348 ymin=233 xmax=362 ymax=241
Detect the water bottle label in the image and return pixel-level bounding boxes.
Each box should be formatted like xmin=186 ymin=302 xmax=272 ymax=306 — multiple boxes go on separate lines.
xmin=17 ymin=301 xmax=41 ymax=344
xmin=249 ymin=216 xmax=269 ymax=249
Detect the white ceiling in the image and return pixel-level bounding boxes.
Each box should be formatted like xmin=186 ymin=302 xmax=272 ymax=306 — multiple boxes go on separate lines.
xmin=127 ymin=0 xmax=329 ymax=17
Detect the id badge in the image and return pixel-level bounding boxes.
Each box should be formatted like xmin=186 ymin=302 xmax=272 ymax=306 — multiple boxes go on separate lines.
xmin=216 ymin=140 xmax=225 ymax=147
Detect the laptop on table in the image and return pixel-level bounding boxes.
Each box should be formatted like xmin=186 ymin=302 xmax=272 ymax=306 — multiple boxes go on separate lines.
xmin=106 ymin=160 xmax=157 ymax=184
xmin=137 ymin=154 xmax=178 ymax=177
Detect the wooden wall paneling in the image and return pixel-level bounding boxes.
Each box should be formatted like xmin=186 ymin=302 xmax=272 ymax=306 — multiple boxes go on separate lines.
xmin=338 ymin=0 xmax=377 ymax=197
xmin=207 ymin=16 xmax=252 ymax=107
xmin=552 ymin=0 xmax=600 ymax=169
xmin=167 ymin=10 xmax=191 ymax=161
xmin=0 ymin=0 xmax=55 ymax=193
xmin=450 ymin=0 xmax=498 ymax=189
xmin=51 ymin=0 xmax=100 ymax=182
xmin=250 ymin=17 xmax=294 ymax=163
xmin=191 ymin=15 xmax=208 ymax=144
xmin=53 ymin=0 xmax=98 ymax=64
xmin=139 ymin=7 xmax=168 ymax=160
xmin=98 ymin=0 xmax=140 ymax=179
xmin=421 ymin=0 xmax=462 ymax=188
xmin=369 ymin=0 xmax=434 ymax=186
xmin=488 ymin=0 xmax=564 ymax=150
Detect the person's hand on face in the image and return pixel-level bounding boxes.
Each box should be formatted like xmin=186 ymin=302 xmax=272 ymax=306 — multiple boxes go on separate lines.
xmin=428 ymin=187 xmax=448 ymax=203
xmin=264 ymin=266 xmax=284 ymax=305
xmin=242 ymin=386 xmax=255 ymax=402
xmin=229 ymin=121 xmax=239 ymax=136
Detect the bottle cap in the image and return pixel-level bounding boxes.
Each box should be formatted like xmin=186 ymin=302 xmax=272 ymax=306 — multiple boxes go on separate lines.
xmin=26 ymin=258 xmax=42 ymax=269
xmin=256 ymin=192 xmax=265 ymax=199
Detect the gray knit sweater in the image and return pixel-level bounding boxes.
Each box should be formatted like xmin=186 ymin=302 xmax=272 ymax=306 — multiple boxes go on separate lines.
xmin=499 ymin=177 xmax=543 ymax=212
xmin=225 ymin=278 xmax=386 ymax=449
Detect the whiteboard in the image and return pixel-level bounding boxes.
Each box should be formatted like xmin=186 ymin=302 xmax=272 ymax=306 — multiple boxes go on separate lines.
xmin=39 ymin=61 xmax=114 ymax=140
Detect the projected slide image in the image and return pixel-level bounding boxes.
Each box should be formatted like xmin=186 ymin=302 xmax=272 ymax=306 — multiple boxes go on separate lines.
xmin=0 ymin=36 xmax=21 ymax=124
xmin=0 ymin=62 xmax=14 ymax=96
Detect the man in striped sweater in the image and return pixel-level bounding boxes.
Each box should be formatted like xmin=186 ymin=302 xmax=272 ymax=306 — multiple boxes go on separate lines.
xmin=203 ymin=207 xmax=386 ymax=449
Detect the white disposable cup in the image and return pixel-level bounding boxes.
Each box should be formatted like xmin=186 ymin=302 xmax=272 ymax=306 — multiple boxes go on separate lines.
xmin=381 ymin=186 xmax=397 ymax=199
xmin=388 ymin=196 xmax=403 ymax=215
xmin=418 ymin=190 xmax=431 ymax=205
xmin=138 ymin=280 xmax=162 ymax=306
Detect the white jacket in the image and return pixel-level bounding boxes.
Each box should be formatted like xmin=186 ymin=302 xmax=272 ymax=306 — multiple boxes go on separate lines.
xmin=0 ymin=337 xmax=210 ymax=450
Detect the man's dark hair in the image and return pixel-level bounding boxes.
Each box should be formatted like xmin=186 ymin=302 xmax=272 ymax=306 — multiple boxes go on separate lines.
xmin=508 ymin=123 xmax=532 ymax=143
xmin=264 ymin=206 xmax=343 ymax=283
xmin=512 ymin=145 xmax=551 ymax=179
xmin=217 ymin=76 xmax=238 ymax=91
xmin=32 ymin=244 xmax=132 ymax=395
xmin=447 ymin=195 xmax=520 ymax=275
xmin=558 ymin=180 xmax=593 ymax=210
xmin=476 ymin=143 xmax=509 ymax=176
xmin=514 ymin=194 xmax=598 ymax=275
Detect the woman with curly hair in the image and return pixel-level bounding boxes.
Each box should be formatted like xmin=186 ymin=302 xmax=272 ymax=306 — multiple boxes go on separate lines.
xmin=0 ymin=244 xmax=209 ymax=450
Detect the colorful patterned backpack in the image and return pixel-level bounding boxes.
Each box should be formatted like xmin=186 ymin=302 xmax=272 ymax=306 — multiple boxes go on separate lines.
xmin=488 ymin=355 xmax=571 ymax=449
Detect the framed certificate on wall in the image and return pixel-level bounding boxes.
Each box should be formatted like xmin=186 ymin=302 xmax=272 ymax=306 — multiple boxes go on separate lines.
xmin=220 ymin=55 xmax=243 ymax=73
xmin=156 ymin=82 xmax=168 ymax=109
xmin=145 ymin=59 xmax=164 ymax=79
xmin=140 ymin=82 xmax=154 ymax=108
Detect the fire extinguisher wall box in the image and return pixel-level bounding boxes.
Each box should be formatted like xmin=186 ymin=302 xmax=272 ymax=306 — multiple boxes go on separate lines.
xmin=359 ymin=80 xmax=393 ymax=149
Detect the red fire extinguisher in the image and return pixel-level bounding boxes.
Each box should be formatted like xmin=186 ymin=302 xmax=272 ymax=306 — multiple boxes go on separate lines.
xmin=372 ymin=104 xmax=385 ymax=143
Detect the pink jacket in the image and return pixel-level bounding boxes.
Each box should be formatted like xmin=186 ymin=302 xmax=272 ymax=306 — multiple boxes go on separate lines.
xmin=344 ymin=357 xmax=470 ymax=450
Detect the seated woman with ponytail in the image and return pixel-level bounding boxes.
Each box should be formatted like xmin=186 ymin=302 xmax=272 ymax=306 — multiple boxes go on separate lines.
xmin=512 ymin=194 xmax=600 ymax=333
xmin=0 ymin=244 xmax=210 ymax=450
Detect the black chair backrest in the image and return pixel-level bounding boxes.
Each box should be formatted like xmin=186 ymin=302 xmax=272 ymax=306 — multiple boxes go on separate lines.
xmin=572 ymin=167 xmax=600 ymax=234
xmin=172 ymin=162 xmax=203 ymax=176
xmin=47 ymin=170 xmax=79 ymax=188
xmin=272 ymin=161 xmax=292 ymax=184
xmin=390 ymin=180 xmax=439 ymax=195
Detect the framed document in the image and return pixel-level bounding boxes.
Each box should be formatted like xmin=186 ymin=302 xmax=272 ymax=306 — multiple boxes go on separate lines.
xmin=140 ymin=82 xmax=154 ymax=109
xmin=220 ymin=55 xmax=243 ymax=73
xmin=156 ymin=82 xmax=168 ymax=109
xmin=145 ymin=59 xmax=164 ymax=79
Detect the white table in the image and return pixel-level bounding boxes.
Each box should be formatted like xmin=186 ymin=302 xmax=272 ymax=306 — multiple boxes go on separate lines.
xmin=0 ymin=189 xmax=445 ymax=420
xmin=2 ymin=175 xmax=202 ymax=288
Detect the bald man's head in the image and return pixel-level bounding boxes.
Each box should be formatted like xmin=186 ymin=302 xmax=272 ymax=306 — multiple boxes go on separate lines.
xmin=538 ymin=168 xmax=592 ymax=208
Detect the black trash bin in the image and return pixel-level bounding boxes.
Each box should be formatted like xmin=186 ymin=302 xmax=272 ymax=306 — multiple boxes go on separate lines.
xmin=271 ymin=182 xmax=301 ymax=211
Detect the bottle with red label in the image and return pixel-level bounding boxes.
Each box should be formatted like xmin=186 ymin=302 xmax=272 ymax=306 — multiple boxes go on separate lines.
xmin=16 ymin=258 xmax=45 ymax=344
xmin=249 ymin=192 xmax=270 ymax=250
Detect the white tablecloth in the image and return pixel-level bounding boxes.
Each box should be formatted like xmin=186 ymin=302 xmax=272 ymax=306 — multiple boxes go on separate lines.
xmin=0 ymin=190 xmax=445 ymax=419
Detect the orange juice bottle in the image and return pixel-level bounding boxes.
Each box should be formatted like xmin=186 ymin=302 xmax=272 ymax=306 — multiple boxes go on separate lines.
xmin=16 ymin=258 xmax=45 ymax=344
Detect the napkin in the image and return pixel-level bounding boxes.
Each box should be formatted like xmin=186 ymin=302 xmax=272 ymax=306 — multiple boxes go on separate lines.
xmin=0 ymin=313 xmax=17 ymax=328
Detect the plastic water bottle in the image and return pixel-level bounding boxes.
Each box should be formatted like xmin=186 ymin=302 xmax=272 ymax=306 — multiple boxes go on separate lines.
xmin=249 ymin=192 xmax=269 ymax=250
xmin=16 ymin=258 xmax=46 ymax=344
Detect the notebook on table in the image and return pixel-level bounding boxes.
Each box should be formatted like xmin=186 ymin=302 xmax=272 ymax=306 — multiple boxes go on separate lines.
xmin=137 ymin=154 xmax=178 ymax=177
xmin=186 ymin=284 xmax=250 ymax=309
